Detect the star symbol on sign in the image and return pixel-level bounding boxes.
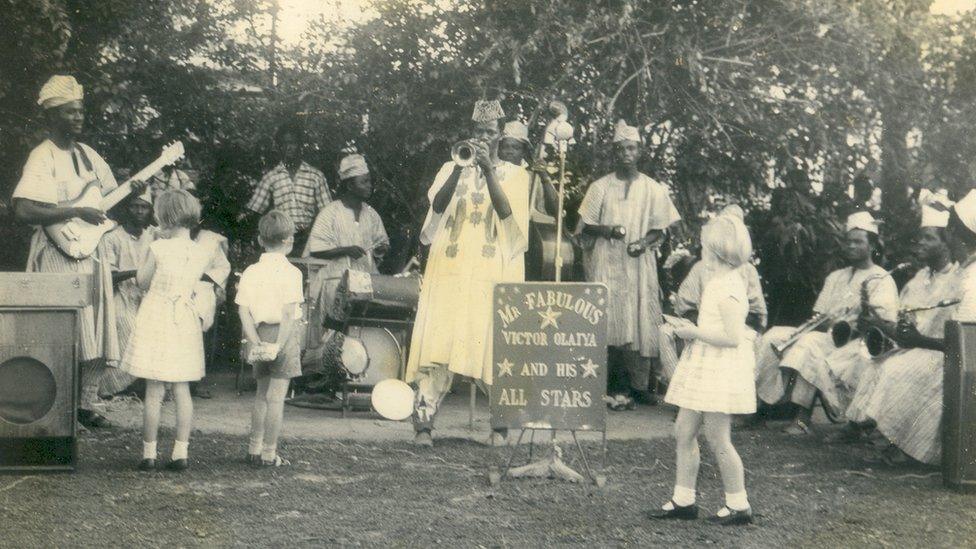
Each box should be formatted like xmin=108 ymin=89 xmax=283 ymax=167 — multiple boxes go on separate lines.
xmin=497 ymin=359 xmax=515 ymax=377
xmin=580 ymin=359 xmax=600 ymax=378
xmin=538 ymin=306 xmax=562 ymax=329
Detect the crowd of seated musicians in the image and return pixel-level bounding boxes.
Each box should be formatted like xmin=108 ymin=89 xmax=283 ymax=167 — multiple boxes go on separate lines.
xmin=14 ymin=76 xmax=973 ymax=473
xmin=662 ymin=200 xmax=972 ymax=469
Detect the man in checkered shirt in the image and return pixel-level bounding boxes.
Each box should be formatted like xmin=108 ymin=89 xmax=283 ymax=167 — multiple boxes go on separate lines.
xmin=244 ymin=122 xmax=332 ymax=255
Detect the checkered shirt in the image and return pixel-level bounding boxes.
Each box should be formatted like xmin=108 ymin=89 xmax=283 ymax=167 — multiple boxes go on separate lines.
xmin=246 ymin=161 xmax=332 ymax=231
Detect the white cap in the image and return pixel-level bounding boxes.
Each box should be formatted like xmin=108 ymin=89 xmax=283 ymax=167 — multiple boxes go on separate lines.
xmin=953 ymin=189 xmax=976 ymax=234
xmin=501 ymin=121 xmax=530 ymax=144
xmin=338 ymin=154 xmax=369 ymax=180
xmin=134 ymin=184 xmax=153 ymax=205
xmin=846 ymin=211 xmax=879 ymax=235
xmin=38 ymin=75 xmax=83 ymax=109
xmin=612 ymin=119 xmax=641 ymax=144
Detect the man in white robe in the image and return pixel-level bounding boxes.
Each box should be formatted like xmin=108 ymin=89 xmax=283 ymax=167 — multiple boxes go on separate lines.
xmin=577 ymin=120 xmax=681 ymax=409
xmin=11 ymin=76 xmax=148 ymax=429
xmin=405 ymin=101 xmax=531 ymax=447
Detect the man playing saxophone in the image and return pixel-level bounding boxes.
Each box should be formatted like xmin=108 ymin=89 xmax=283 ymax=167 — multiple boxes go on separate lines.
xmin=754 ymin=212 xmax=899 ymax=435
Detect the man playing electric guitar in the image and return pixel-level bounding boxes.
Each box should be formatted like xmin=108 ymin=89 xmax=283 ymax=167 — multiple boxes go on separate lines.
xmin=12 ymin=75 xmax=149 ymax=429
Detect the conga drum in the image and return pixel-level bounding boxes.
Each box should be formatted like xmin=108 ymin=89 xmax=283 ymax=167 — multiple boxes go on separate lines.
xmin=942 ymin=320 xmax=976 ymax=492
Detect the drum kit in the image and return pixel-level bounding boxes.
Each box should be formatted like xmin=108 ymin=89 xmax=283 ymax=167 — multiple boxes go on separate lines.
xmin=287 ymin=260 xmax=419 ymax=420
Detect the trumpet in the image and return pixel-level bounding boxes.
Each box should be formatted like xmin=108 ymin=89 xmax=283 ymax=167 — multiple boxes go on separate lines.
xmin=451 ymin=140 xmax=480 ymax=168
xmin=864 ymin=299 xmax=961 ymax=358
xmin=771 ymin=312 xmax=833 ymax=357
xmin=830 ymin=263 xmax=911 ymax=348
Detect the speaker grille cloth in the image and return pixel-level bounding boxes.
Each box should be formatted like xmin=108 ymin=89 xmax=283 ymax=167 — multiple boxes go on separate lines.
xmin=0 ymin=357 xmax=57 ymax=425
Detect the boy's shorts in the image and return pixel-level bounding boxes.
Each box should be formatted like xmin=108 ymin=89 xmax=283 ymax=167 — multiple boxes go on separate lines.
xmin=249 ymin=323 xmax=302 ymax=380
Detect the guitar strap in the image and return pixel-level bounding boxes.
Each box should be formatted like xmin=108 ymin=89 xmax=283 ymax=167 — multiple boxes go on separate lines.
xmin=72 ymin=143 xmax=95 ymax=177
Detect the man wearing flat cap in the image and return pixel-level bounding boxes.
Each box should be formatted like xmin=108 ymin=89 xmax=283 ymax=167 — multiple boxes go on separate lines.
xmin=577 ymin=120 xmax=681 ymax=410
xmin=12 ymin=75 xmax=148 ymax=429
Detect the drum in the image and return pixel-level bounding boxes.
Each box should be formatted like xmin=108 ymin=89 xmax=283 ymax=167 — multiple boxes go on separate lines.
xmin=332 ymin=271 xmax=421 ymax=322
xmin=338 ymin=325 xmax=403 ymax=387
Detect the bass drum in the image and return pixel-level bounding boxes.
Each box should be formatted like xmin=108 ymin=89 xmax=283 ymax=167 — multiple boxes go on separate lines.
xmin=526 ymin=221 xmax=581 ymax=281
xmin=340 ymin=325 xmax=404 ymax=387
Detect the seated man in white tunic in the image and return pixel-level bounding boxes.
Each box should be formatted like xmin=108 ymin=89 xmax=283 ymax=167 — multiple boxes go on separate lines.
xmin=406 ymin=100 xmax=531 ymax=447
xmin=857 ymin=193 xmax=976 ymax=465
xmin=754 ymin=212 xmax=899 ymax=435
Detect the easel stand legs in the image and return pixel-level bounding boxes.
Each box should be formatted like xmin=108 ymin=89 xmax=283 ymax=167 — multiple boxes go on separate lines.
xmin=489 ymin=429 xmax=607 ymax=487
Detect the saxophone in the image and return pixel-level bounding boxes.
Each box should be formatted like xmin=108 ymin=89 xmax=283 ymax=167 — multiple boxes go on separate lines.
xmin=830 ymin=263 xmax=910 ymax=347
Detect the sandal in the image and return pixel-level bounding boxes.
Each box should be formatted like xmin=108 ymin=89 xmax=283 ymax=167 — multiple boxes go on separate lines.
xmin=261 ymin=455 xmax=290 ymax=467
xmin=783 ymin=419 xmax=811 ymax=436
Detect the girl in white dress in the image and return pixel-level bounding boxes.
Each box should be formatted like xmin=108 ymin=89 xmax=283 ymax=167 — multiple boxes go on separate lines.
xmin=651 ymin=215 xmax=756 ymax=526
xmin=122 ymin=189 xmax=211 ymax=472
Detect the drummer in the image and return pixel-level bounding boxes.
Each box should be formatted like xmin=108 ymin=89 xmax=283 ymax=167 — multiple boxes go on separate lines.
xmin=304 ymin=153 xmax=390 ymax=334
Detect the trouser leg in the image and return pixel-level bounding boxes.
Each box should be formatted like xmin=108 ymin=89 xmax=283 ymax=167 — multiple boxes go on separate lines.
xmin=790 ymin=376 xmax=817 ymax=409
xmin=626 ymin=351 xmax=652 ymax=392
xmin=412 ymin=364 xmax=454 ymax=432
xmin=79 ymin=358 xmax=107 ymax=411
xmin=607 ymin=346 xmax=631 ymax=396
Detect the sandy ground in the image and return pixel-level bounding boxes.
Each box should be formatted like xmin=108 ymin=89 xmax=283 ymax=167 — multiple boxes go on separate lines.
xmin=5 ymin=370 xmax=973 ymax=547
xmin=93 ymin=371 xmax=676 ymax=445
xmin=3 ymin=427 xmax=974 ymax=548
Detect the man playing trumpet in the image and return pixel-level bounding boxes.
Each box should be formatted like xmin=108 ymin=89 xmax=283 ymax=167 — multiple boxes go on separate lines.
xmin=754 ymin=212 xmax=899 ymax=435
xmin=405 ymin=100 xmax=531 ymax=447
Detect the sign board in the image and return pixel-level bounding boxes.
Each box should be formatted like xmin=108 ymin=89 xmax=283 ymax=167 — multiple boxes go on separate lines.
xmin=491 ymin=282 xmax=607 ymax=431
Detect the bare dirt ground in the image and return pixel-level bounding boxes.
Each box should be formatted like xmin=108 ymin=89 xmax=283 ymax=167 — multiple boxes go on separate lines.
xmin=3 ymin=392 xmax=975 ymax=547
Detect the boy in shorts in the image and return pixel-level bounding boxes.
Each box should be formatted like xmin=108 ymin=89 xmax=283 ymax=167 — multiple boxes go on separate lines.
xmin=237 ymin=210 xmax=304 ymax=466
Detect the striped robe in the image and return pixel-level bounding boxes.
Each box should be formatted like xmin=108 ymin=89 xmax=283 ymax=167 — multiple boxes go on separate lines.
xmin=835 ymin=263 xmax=959 ymax=423
xmin=862 ymin=261 xmax=971 ymax=464
xmin=99 ymin=226 xmax=157 ymax=395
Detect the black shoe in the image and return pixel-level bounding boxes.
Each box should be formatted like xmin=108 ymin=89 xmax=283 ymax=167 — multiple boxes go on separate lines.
xmin=192 ymin=387 xmax=213 ymax=399
xmin=631 ymin=389 xmax=659 ymax=406
xmin=78 ymin=409 xmax=113 ymax=429
xmin=137 ymin=459 xmax=156 ymax=472
xmin=247 ymin=454 xmax=262 ymax=466
xmin=707 ymin=507 xmax=753 ymax=526
xmin=165 ymin=459 xmax=189 ymax=472
xmin=647 ymin=501 xmax=699 ymax=520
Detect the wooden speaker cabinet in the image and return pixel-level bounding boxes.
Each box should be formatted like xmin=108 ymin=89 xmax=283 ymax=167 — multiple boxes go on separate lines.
xmin=0 ymin=272 xmax=92 ymax=473
xmin=943 ymin=321 xmax=976 ymax=492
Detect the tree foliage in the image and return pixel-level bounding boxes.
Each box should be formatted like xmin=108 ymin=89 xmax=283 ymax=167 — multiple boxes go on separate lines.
xmin=2 ymin=0 xmax=976 ymax=323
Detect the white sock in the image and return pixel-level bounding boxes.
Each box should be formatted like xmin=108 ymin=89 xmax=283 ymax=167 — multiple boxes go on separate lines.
xmin=725 ymin=490 xmax=750 ymax=512
xmin=665 ymin=485 xmax=696 ymax=509
xmin=172 ymin=440 xmax=189 ymax=461
xmin=142 ymin=441 xmax=157 ymax=460
xmin=248 ymin=437 xmax=263 ymax=455
xmin=261 ymin=445 xmax=277 ymax=462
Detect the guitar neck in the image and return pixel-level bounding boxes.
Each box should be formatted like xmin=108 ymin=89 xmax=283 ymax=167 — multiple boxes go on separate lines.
xmin=98 ymin=152 xmax=179 ymax=211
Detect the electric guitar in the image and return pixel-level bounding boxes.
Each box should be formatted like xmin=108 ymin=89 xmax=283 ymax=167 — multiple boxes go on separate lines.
xmin=44 ymin=142 xmax=185 ymax=259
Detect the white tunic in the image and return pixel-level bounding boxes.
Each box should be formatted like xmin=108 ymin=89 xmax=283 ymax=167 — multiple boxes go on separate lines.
xmin=406 ymin=160 xmax=530 ymax=385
